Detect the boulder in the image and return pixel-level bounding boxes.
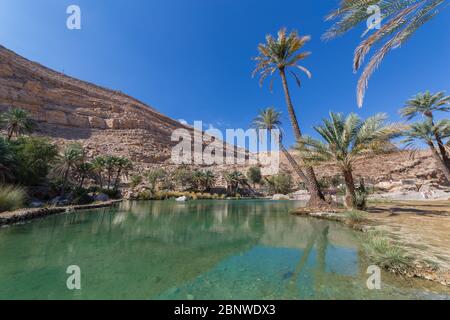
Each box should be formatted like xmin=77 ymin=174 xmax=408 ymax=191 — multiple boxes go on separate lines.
xmin=46 ymin=110 xmax=68 ymax=125
xmin=175 ymin=196 xmax=188 ymax=202
xmin=50 ymin=196 xmax=70 ymax=206
xmin=89 ymin=116 xmax=107 ymax=129
xmin=272 ymin=194 xmax=290 ymax=200
xmin=94 ymin=193 xmax=110 ymax=202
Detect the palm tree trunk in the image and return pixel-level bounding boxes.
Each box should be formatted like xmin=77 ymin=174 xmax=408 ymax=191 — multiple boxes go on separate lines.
xmin=342 ymin=167 xmax=357 ymax=209
xmin=113 ymin=168 xmax=122 ymax=191
xmin=428 ymin=116 xmax=450 ymax=169
xmin=281 ymin=145 xmax=308 ymax=184
xmin=428 ymin=142 xmax=450 ymax=184
xmin=7 ymin=129 xmax=13 ymax=141
xmin=279 ymin=68 xmax=326 ymax=207
xmin=61 ymin=168 xmax=69 ymax=196
xmin=79 ymin=175 xmax=85 ymax=189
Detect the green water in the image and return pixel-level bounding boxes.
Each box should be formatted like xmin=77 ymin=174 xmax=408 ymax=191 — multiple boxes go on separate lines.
xmin=0 ymin=200 xmax=448 ymax=300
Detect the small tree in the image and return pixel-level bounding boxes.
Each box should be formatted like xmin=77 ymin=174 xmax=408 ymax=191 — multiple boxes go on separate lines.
xmin=54 ymin=143 xmax=85 ymax=195
xmin=247 ymin=166 xmax=262 ymax=189
xmin=1 ymin=108 xmax=36 ymax=140
xmin=402 ymin=119 xmax=450 ymax=183
xmin=145 ymin=168 xmax=167 ymax=192
xmin=265 ymin=173 xmax=293 ymax=195
xmin=224 ymin=171 xmax=248 ymax=195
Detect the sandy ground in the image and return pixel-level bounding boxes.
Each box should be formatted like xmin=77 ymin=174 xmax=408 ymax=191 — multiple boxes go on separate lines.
xmin=366 ymin=200 xmax=450 ymax=285
xmin=369 ymin=190 xmax=450 ymax=201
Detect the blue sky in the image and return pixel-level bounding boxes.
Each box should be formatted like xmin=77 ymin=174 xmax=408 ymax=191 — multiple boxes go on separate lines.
xmin=1 ymin=0 xmax=449 ymax=147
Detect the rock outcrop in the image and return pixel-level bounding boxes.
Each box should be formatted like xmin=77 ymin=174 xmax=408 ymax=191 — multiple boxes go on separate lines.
xmin=0 ymin=45 xmax=187 ymax=164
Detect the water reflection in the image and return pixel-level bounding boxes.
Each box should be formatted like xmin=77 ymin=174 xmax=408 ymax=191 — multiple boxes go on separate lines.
xmin=0 ymin=200 xmax=447 ymax=299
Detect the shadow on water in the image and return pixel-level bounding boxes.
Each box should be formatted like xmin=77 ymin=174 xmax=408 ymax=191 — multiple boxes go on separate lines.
xmin=0 ymin=200 xmax=448 ymax=300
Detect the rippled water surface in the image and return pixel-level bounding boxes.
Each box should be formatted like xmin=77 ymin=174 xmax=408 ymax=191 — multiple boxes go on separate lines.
xmin=0 ymin=200 xmax=448 ymax=299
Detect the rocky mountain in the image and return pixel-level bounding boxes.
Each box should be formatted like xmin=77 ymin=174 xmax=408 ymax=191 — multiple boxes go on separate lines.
xmin=0 ymin=45 xmax=447 ymax=191
xmin=0 ymin=45 xmax=190 ymax=165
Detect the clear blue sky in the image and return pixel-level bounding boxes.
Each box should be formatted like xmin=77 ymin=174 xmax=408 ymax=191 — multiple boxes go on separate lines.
xmin=1 ymin=0 xmax=449 ymax=147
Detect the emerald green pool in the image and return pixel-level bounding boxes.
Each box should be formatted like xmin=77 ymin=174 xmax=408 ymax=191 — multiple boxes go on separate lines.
xmin=0 ymin=200 xmax=448 ymax=300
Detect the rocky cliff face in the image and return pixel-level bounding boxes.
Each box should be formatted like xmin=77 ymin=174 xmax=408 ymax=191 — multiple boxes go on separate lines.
xmin=0 ymin=45 xmax=446 ymax=190
xmin=0 ymin=45 xmax=188 ymax=164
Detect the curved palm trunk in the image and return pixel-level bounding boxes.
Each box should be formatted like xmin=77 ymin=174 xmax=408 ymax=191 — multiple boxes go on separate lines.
xmin=342 ymin=167 xmax=357 ymax=209
xmin=428 ymin=142 xmax=450 ymax=184
xmin=279 ymin=68 xmax=326 ymax=207
xmin=428 ymin=115 xmax=450 ymax=169
xmin=281 ymin=145 xmax=308 ymax=184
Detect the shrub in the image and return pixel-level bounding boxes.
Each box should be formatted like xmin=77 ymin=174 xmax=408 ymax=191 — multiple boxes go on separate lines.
xmin=72 ymin=187 xmax=94 ymax=205
xmin=145 ymin=168 xmax=167 ymax=191
xmin=0 ymin=185 xmax=26 ymax=212
xmin=11 ymin=137 xmax=59 ymax=185
xmin=130 ymin=175 xmax=143 ymax=188
xmin=362 ymin=230 xmax=412 ymax=271
xmin=355 ymin=179 xmax=369 ymax=210
xmin=345 ymin=210 xmax=367 ymax=223
xmin=100 ymin=188 xmax=120 ymax=199
xmin=265 ymin=173 xmax=293 ymax=195
xmin=247 ymin=166 xmax=262 ymax=188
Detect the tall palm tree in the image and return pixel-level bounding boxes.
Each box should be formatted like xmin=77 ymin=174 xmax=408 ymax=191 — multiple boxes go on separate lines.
xmin=400 ymin=91 xmax=450 ymax=168
xmin=1 ymin=108 xmax=36 ymax=140
xmin=54 ymin=143 xmax=85 ymax=195
xmin=402 ymin=119 xmax=450 ymax=182
xmin=324 ymin=0 xmax=448 ymax=107
xmin=253 ymin=28 xmax=326 ymax=207
xmin=297 ymin=112 xmax=399 ymax=209
xmin=252 ymin=107 xmax=309 ymax=185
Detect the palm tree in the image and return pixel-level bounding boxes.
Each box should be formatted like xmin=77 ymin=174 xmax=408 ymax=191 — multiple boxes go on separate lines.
xmin=253 ymin=28 xmax=326 ymax=207
xmin=402 ymin=119 xmax=450 ymax=183
xmin=113 ymin=157 xmax=132 ymax=191
xmin=400 ymin=91 xmax=450 ymax=168
xmin=297 ymin=112 xmax=399 ymax=209
xmin=1 ymin=108 xmax=36 ymax=140
xmin=54 ymin=143 xmax=85 ymax=195
xmin=104 ymin=155 xmax=119 ymax=190
xmin=0 ymin=138 xmax=16 ymax=182
xmin=76 ymin=162 xmax=93 ymax=189
xmin=223 ymin=171 xmax=248 ymax=195
xmin=192 ymin=170 xmax=206 ymax=192
xmin=145 ymin=168 xmax=167 ymax=192
xmin=252 ymin=107 xmax=309 ymax=186
xmin=324 ymin=0 xmax=448 ymax=107
xmin=91 ymin=156 xmax=106 ymax=188
xmin=203 ymin=170 xmax=216 ymax=192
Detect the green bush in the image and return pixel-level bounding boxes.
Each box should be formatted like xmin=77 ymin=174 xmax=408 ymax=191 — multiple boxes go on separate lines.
xmin=247 ymin=166 xmax=262 ymax=188
xmin=0 ymin=185 xmax=26 ymax=212
xmin=265 ymin=173 xmax=293 ymax=195
xmin=345 ymin=210 xmax=367 ymax=223
xmin=130 ymin=175 xmax=143 ymax=188
xmin=72 ymin=187 xmax=94 ymax=205
xmin=11 ymin=137 xmax=59 ymax=185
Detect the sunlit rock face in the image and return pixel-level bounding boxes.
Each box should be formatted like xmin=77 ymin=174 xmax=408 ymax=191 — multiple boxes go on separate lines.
xmin=0 ymin=45 xmax=193 ymax=168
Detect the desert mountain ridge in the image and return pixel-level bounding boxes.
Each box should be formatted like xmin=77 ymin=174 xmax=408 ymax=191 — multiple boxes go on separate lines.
xmin=0 ymin=45 xmax=447 ymax=191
